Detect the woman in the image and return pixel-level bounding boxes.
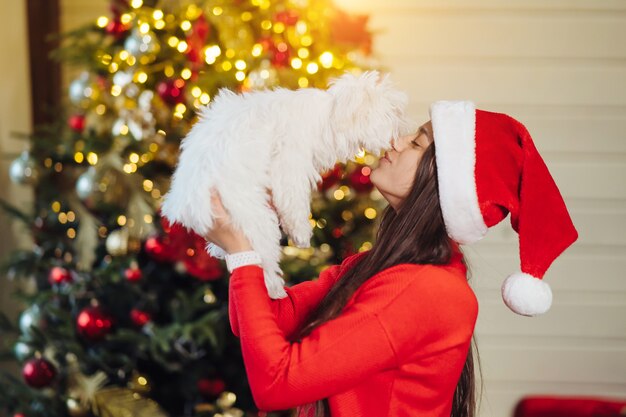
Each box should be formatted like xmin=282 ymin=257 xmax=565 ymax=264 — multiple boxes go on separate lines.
xmin=205 ymin=100 xmax=578 ymax=417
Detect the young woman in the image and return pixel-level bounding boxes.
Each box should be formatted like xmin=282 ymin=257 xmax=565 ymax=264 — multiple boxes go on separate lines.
xmin=205 ymin=100 xmax=578 ymax=417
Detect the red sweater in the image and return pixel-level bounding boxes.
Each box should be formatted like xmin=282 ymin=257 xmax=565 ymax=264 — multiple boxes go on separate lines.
xmin=228 ymin=248 xmax=479 ymax=416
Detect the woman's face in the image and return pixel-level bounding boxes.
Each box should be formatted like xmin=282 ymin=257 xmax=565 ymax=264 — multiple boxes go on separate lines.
xmin=370 ymin=120 xmax=434 ymax=210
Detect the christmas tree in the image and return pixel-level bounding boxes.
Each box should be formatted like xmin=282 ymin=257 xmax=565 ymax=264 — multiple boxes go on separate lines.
xmin=0 ymin=0 xmax=387 ymax=416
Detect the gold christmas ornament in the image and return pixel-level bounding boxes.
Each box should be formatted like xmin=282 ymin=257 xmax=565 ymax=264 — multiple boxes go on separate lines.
xmin=92 ymin=387 xmax=169 ymax=417
xmin=106 ymin=227 xmax=130 ymax=256
xmin=216 ymin=391 xmax=237 ymax=409
xmin=75 ymin=165 xmax=131 ymax=210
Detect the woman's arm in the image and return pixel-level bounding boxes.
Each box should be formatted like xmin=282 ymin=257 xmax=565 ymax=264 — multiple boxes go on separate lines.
xmin=228 ymin=250 xmax=367 ymax=339
xmin=228 ymin=263 xmax=342 ymax=340
xmin=228 ymin=263 xmax=398 ymax=411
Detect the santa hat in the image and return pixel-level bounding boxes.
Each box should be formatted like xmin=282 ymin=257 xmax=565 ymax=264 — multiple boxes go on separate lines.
xmin=429 ymin=100 xmax=579 ymax=317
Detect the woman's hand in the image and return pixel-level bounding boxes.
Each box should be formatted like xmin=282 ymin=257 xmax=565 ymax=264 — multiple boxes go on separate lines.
xmin=204 ymin=188 xmax=253 ymax=254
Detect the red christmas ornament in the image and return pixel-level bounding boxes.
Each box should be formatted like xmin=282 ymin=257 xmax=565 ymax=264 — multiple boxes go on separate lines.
xmin=182 ymin=241 xmax=223 ymax=281
xmin=348 ymin=165 xmax=373 ymax=193
xmin=185 ymin=13 xmax=210 ymax=74
xmin=332 ymin=227 xmax=343 ymax=238
xmin=144 ymin=236 xmax=172 ymax=262
xmin=76 ymin=305 xmax=113 ymax=342
xmin=271 ymin=42 xmax=290 ymax=67
xmin=275 ymin=10 xmax=299 ymax=26
xmin=22 ymin=358 xmax=56 ymax=388
xmin=68 ymin=114 xmax=86 ymax=132
xmin=130 ymin=308 xmax=151 ymax=326
xmin=105 ymin=19 xmax=130 ymax=38
xmin=124 ymin=266 xmax=142 ymax=282
xmin=318 ymin=163 xmax=343 ymax=191
xmin=157 ymin=79 xmax=186 ymax=106
xmin=197 ymin=377 xmax=226 ymax=397
xmin=48 ymin=266 xmax=72 ymax=285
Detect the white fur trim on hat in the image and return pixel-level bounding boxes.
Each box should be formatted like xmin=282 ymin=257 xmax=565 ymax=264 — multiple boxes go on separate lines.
xmin=429 ymin=100 xmax=488 ymax=244
xmin=501 ymin=271 xmax=553 ymax=316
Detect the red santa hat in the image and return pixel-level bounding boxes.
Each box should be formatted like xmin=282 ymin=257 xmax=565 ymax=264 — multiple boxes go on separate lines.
xmin=429 ymin=100 xmax=579 ymax=317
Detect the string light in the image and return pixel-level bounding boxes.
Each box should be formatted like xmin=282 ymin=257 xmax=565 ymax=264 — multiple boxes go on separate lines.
xmin=136 ymin=71 xmax=148 ymax=83
xmin=167 ymin=36 xmax=179 ymax=47
xmin=177 ymin=41 xmax=189 ymax=53
xmin=273 ymin=22 xmax=285 ymax=33
xmin=319 ymin=51 xmax=334 ymax=68
xmin=364 ymin=208 xmax=377 ymax=219
xmin=251 ymin=44 xmax=263 ymax=57
xmin=87 ymin=153 xmax=98 ymax=165
xmin=306 ymin=62 xmax=319 ymax=74
xmin=143 ymin=179 xmax=154 ymax=192
xmin=181 ymin=68 xmax=192 ymax=79
xmin=291 ymin=58 xmax=302 ymax=69
xmin=96 ymin=16 xmax=109 ymax=28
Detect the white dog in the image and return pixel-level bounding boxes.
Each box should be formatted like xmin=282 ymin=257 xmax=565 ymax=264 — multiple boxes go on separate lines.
xmin=160 ymin=70 xmax=413 ymax=299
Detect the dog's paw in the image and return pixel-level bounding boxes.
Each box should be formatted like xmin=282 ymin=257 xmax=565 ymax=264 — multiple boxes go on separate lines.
xmin=292 ymin=232 xmax=312 ymax=248
xmin=295 ymin=239 xmax=311 ymax=248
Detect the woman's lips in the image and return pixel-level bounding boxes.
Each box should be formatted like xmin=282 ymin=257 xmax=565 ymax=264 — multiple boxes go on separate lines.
xmin=381 ymin=152 xmax=391 ymax=163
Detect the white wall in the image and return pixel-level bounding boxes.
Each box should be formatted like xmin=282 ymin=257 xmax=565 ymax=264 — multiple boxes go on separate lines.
xmin=0 ymin=0 xmax=33 ymax=378
xmin=12 ymin=0 xmax=626 ymax=415
xmin=332 ymin=0 xmax=626 ymax=415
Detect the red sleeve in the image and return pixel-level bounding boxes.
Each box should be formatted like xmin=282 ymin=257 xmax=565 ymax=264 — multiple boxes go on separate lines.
xmin=228 ymin=263 xmax=342 ymax=339
xmin=228 ymin=264 xmax=398 ymax=411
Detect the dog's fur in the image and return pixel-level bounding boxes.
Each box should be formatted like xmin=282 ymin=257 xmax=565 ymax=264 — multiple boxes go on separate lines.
xmin=160 ymin=70 xmax=413 ymax=299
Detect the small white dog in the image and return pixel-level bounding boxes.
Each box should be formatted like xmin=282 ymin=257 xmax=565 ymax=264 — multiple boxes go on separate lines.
xmin=160 ymin=70 xmax=413 ymax=299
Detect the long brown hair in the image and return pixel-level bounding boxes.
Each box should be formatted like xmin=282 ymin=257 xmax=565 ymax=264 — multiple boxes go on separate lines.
xmin=289 ymin=138 xmax=483 ymax=417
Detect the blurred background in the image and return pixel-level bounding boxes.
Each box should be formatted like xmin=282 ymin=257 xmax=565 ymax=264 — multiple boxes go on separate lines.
xmin=1 ymin=0 xmax=625 ymax=416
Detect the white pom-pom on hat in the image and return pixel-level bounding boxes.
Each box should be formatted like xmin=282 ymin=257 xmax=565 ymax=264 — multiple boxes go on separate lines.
xmin=501 ymin=271 xmax=552 ymax=317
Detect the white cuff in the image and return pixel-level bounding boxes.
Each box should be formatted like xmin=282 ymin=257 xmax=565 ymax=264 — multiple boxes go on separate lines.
xmin=225 ymin=250 xmax=262 ymax=273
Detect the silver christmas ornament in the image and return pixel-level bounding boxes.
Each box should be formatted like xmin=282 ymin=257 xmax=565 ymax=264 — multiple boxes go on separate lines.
xmin=9 ymin=150 xmax=39 ymax=185
xmin=124 ymin=29 xmax=160 ymax=59
xmin=13 ymin=341 xmax=36 ymax=361
xmin=19 ymin=305 xmax=46 ymax=337
xmin=69 ymin=72 xmax=92 ymax=106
